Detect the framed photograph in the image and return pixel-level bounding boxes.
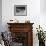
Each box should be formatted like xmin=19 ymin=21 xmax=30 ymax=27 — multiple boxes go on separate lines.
xmin=14 ymin=5 xmax=27 ymax=16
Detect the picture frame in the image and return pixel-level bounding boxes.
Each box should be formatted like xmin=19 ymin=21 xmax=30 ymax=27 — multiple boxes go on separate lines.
xmin=14 ymin=5 xmax=27 ymax=16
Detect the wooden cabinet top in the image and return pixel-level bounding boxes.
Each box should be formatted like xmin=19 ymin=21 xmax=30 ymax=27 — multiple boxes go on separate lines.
xmin=7 ymin=23 xmax=34 ymax=32
xmin=7 ymin=23 xmax=34 ymax=25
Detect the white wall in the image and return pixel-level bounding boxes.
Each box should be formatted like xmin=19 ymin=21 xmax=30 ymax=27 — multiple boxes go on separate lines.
xmin=40 ymin=0 xmax=46 ymax=31
xmin=40 ymin=0 xmax=46 ymax=13
xmin=2 ymin=0 xmax=40 ymax=46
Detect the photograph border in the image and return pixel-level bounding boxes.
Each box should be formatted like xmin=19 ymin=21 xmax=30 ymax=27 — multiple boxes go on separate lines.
xmin=14 ymin=5 xmax=27 ymax=16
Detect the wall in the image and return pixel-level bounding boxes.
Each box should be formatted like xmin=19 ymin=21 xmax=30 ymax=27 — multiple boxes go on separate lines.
xmin=40 ymin=0 xmax=46 ymax=13
xmin=2 ymin=0 xmax=40 ymax=30
xmin=2 ymin=0 xmax=40 ymax=46
xmin=0 ymin=0 xmax=2 ymax=32
xmin=40 ymin=0 xmax=46 ymax=32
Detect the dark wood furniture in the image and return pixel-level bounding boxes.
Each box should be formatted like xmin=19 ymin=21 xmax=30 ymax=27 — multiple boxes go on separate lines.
xmin=7 ymin=23 xmax=34 ymax=46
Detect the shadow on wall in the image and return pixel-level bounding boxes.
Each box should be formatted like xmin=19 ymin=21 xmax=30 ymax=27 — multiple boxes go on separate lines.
xmin=0 ymin=0 xmax=2 ymax=32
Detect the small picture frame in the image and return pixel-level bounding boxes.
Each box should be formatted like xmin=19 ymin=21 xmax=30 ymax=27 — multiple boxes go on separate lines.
xmin=14 ymin=5 xmax=27 ymax=16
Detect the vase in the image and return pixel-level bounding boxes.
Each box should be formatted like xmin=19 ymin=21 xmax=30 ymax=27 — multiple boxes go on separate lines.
xmin=39 ymin=40 xmax=45 ymax=46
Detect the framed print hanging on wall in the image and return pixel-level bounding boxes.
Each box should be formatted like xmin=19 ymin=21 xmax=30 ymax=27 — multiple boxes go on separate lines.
xmin=14 ymin=5 xmax=27 ymax=16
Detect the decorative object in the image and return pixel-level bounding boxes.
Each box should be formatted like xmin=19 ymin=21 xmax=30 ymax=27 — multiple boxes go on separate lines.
xmin=1 ymin=31 xmax=12 ymax=46
xmin=14 ymin=5 xmax=27 ymax=16
xmin=8 ymin=19 xmax=19 ymax=23
xmin=25 ymin=20 xmax=30 ymax=23
xmin=0 ymin=32 xmax=5 ymax=46
xmin=36 ymin=25 xmax=45 ymax=46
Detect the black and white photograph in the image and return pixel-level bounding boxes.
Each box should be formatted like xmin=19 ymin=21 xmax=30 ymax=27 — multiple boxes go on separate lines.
xmin=14 ymin=5 xmax=27 ymax=16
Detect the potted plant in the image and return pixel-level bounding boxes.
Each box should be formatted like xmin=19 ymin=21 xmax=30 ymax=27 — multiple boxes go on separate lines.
xmin=36 ymin=25 xmax=45 ymax=46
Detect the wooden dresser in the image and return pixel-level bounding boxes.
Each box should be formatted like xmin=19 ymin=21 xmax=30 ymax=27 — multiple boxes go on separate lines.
xmin=7 ymin=23 xmax=34 ymax=46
